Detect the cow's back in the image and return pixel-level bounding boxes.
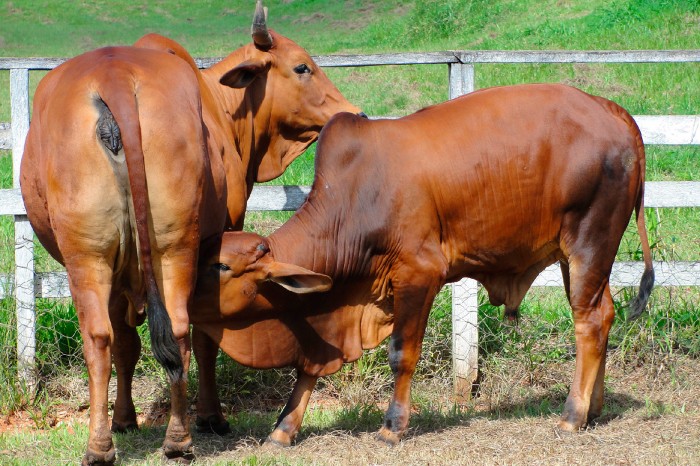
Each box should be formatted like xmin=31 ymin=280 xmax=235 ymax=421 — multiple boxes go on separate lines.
xmin=315 ymin=84 xmax=643 ymax=305
xmin=408 ymin=85 xmax=638 ymax=272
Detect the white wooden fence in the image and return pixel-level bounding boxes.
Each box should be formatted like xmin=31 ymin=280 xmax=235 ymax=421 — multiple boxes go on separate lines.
xmin=2 ymin=50 xmax=699 ymax=393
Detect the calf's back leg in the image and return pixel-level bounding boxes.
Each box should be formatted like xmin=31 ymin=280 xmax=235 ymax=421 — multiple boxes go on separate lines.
xmin=558 ymin=211 xmax=623 ymax=430
xmin=559 ymin=273 xmax=615 ymax=431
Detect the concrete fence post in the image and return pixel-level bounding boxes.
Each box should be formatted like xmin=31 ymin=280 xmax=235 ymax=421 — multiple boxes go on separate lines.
xmin=11 ymin=68 xmax=36 ymax=388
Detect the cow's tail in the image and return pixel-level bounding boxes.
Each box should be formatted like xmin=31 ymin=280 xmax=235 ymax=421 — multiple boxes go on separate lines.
xmin=623 ymin=110 xmax=655 ymax=321
xmin=95 ymin=78 xmax=184 ymax=382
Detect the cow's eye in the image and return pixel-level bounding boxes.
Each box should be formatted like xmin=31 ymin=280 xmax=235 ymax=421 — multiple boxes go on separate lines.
xmin=293 ymin=64 xmax=311 ymax=75
xmin=214 ymin=263 xmax=231 ymax=272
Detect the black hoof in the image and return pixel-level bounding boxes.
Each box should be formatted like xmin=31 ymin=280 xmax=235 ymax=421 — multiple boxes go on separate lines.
xmin=163 ymin=444 xmax=195 ymax=464
xmin=195 ymin=415 xmax=231 ymax=435
xmin=111 ymin=421 xmax=139 ymax=434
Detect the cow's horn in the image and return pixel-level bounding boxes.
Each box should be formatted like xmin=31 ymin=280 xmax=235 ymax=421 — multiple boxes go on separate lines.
xmin=251 ymin=1 xmax=273 ymax=49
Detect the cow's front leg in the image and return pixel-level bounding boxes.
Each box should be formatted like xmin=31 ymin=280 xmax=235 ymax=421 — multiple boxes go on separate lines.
xmin=267 ymin=370 xmax=318 ymax=446
xmin=377 ymin=268 xmax=444 ymax=445
xmin=193 ymin=326 xmax=230 ymax=435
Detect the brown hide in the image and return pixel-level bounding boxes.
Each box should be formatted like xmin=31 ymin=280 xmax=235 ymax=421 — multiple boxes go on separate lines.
xmin=19 ymin=2 xmax=360 ymax=460
xmin=21 ymin=46 xmax=206 ymax=462
xmin=193 ymin=83 xmax=654 ymax=443
xmin=195 ymin=275 xmax=393 ymax=376
xmin=134 ymin=29 xmax=360 ymax=228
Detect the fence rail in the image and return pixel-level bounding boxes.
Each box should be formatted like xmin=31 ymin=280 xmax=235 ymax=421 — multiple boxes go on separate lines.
xmin=2 ymin=49 xmax=699 ymax=393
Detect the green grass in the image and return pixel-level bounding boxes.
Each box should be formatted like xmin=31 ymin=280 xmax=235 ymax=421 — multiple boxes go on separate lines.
xmin=0 ymin=1 xmax=698 ymax=457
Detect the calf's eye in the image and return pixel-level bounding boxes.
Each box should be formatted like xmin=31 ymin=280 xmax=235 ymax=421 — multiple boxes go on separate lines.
xmin=214 ymin=263 xmax=231 ymax=272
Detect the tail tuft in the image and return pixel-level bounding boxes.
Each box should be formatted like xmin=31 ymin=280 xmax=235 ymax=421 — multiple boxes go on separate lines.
xmin=627 ymin=267 xmax=654 ymax=321
xmin=146 ymin=284 xmax=184 ymax=382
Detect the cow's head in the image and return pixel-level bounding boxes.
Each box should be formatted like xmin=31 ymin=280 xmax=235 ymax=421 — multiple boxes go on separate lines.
xmin=194 ymin=231 xmax=332 ymax=318
xmin=218 ymin=1 xmax=363 ymax=182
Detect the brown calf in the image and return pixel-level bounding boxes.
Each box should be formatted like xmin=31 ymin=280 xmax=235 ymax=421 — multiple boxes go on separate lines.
xmin=192 ymin=83 xmax=654 ymax=445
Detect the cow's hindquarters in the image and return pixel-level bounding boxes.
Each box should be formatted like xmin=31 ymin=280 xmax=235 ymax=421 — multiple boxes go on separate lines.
xmin=20 ymin=46 xmax=212 ymax=463
xmin=556 ymin=121 xmax=645 ymax=430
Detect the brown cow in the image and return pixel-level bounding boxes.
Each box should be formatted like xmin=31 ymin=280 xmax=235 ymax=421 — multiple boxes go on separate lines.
xmin=192 ymin=83 xmax=655 ymax=446
xmin=19 ymin=1 xmax=359 ymax=463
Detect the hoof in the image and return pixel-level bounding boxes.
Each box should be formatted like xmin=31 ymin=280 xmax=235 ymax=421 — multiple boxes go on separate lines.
xmin=265 ymin=428 xmax=294 ymax=447
xmin=556 ymin=419 xmax=585 ymax=433
xmin=163 ymin=439 xmax=194 ymax=463
xmin=377 ymin=426 xmax=402 ymax=446
xmin=195 ymin=415 xmax=231 ymax=435
xmin=111 ymin=420 xmax=139 ymax=434
xmin=163 ymin=452 xmax=195 ymax=464
xmin=82 ymin=446 xmax=116 ymax=465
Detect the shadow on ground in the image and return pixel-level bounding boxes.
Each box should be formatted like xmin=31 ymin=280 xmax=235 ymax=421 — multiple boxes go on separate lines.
xmin=112 ymin=388 xmax=644 ymax=462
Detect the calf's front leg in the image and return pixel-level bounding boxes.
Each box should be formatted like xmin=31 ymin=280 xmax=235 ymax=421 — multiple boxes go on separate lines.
xmin=267 ymin=370 xmax=318 ymax=446
xmin=377 ymin=272 xmax=443 ymax=445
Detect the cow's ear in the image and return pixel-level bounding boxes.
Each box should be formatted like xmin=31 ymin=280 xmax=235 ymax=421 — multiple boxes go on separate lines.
xmin=266 ymin=261 xmax=332 ymax=294
xmin=219 ymin=59 xmax=270 ymax=89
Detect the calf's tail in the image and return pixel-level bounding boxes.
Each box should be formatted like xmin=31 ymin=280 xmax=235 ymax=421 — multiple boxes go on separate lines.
xmin=95 ymin=75 xmax=184 ymax=381
xmin=625 ymin=115 xmax=655 ymax=321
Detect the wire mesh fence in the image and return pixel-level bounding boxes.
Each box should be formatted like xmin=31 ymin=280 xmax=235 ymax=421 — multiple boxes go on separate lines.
xmin=1 ymin=260 xmax=698 ymax=414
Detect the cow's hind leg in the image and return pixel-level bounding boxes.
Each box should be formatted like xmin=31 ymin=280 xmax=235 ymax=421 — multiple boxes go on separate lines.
xmin=158 ymin=257 xmax=196 ymax=461
xmin=193 ymin=327 xmax=230 ymax=435
xmin=559 ymin=262 xmax=615 ymax=431
xmin=377 ymin=262 xmax=446 ymax=445
xmin=66 ymin=265 xmax=117 ymax=465
xmin=267 ymin=370 xmax=318 ymax=446
xmin=109 ymin=293 xmax=140 ymax=433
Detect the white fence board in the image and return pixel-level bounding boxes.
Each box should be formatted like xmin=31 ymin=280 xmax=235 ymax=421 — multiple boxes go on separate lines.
xmin=3 ymin=115 xmax=699 ymax=149
xmin=3 ymin=181 xmax=692 ymax=217
xmin=634 ymin=115 xmax=700 ymax=145
xmin=3 ymin=50 xmax=699 ymax=70
xmin=532 ymin=261 xmax=700 ymax=287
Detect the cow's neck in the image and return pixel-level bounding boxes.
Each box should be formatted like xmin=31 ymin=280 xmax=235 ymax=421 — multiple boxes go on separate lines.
xmin=267 ymin=196 xmax=375 ymax=283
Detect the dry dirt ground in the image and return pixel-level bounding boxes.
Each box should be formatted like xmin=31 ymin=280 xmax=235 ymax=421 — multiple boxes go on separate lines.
xmin=2 ymin=357 xmax=699 ymax=465
xmin=197 ymin=358 xmax=700 ymax=465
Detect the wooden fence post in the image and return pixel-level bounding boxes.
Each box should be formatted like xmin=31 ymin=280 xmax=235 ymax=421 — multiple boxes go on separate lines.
xmin=448 ymin=61 xmax=474 ymax=99
xmin=11 ymin=68 xmax=36 ymax=388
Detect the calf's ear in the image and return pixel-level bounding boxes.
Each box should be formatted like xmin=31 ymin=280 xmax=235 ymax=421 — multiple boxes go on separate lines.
xmin=266 ymin=262 xmax=333 ymax=294
xmin=220 ymin=58 xmax=270 ymax=89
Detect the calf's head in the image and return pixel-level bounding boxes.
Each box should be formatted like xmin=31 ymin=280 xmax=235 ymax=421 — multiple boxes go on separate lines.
xmin=194 ymin=232 xmax=332 ymax=317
